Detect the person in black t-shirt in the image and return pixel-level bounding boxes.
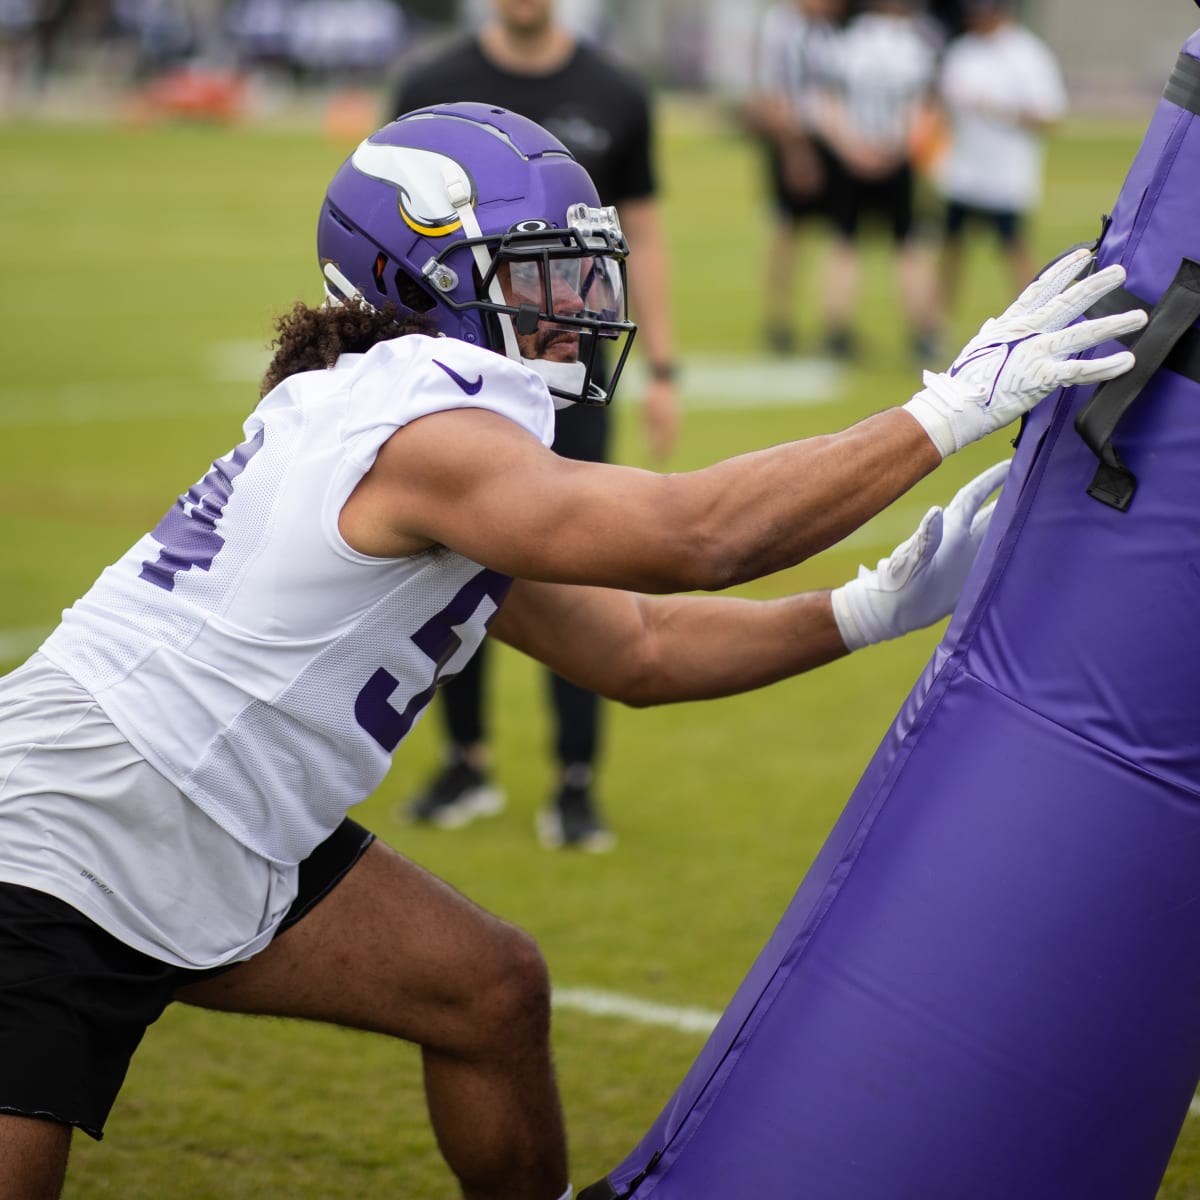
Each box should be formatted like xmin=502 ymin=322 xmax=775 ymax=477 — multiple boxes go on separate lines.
xmin=390 ymin=0 xmax=681 ymax=853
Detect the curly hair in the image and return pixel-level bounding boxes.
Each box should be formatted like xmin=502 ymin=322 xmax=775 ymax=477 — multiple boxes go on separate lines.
xmin=259 ymin=299 xmax=436 ymax=397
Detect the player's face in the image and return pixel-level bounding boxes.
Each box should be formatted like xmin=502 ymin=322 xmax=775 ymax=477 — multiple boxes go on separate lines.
xmin=497 ymin=256 xmax=621 ymax=363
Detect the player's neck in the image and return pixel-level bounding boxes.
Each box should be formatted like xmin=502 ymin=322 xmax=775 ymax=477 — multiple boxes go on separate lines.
xmin=479 ymin=22 xmax=576 ymax=75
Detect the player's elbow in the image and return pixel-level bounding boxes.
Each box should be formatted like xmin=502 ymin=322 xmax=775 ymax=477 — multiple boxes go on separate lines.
xmin=671 ymin=533 xmax=766 ymax=593
xmin=596 ymin=611 xmax=690 ymax=710
xmin=605 ymin=667 xmax=669 ymax=710
xmin=650 ymin=520 xmax=757 ymax=594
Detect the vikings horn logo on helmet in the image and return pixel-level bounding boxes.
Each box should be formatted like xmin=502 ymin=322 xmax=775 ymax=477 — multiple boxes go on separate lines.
xmin=350 ymin=141 xmax=476 ymax=238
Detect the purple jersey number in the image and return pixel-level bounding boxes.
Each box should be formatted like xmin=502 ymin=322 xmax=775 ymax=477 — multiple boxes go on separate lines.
xmin=355 ymin=568 xmax=512 ymax=753
xmin=139 ymin=429 xmax=265 ymax=592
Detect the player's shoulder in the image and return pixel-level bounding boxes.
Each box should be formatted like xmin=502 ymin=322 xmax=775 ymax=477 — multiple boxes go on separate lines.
xmin=353 ymin=334 xmax=554 ymax=442
xmin=363 ymin=332 xmax=512 ymax=378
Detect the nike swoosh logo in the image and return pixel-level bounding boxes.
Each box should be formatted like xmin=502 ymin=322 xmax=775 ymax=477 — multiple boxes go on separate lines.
xmin=433 ymin=358 xmax=484 ymax=395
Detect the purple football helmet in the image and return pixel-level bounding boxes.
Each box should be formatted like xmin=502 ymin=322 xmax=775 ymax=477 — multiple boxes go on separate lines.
xmin=317 ymin=101 xmax=636 ymax=406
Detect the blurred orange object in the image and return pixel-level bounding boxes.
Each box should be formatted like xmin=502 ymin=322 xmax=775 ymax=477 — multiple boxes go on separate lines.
xmin=132 ymin=68 xmax=248 ymax=123
xmin=323 ymin=88 xmax=378 ymax=143
xmin=908 ymin=104 xmax=951 ymax=178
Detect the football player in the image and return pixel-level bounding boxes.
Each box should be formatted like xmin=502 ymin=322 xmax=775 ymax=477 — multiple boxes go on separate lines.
xmin=0 ymin=102 xmax=1145 ymax=1200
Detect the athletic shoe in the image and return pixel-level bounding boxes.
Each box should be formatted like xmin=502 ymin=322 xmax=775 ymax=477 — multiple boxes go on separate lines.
xmin=403 ymin=761 xmax=505 ymax=829
xmin=765 ymin=325 xmax=797 ymax=357
xmin=536 ymin=782 xmax=617 ymax=853
xmin=824 ymin=328 xmax=859 ymax=362
xmin=912 ymin=330 xmax=944 ymax=368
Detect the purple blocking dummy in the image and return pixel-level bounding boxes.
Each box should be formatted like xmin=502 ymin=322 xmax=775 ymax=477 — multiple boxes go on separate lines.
xmin=582 ymin=23 xmax=1200 ymax=1200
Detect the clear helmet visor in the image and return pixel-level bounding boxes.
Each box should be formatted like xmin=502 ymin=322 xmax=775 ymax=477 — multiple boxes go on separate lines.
xmin=503 ymin=255 xmax=624 ymax=324
xmin=495 ymin=252 xmax=633 ymax=405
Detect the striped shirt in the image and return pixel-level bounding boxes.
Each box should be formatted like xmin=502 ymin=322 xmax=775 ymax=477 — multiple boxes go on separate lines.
xmin=829 ymin=10 xmax=939 ymax=152
xmin=753 ymin=2 xmax=843 ymax=125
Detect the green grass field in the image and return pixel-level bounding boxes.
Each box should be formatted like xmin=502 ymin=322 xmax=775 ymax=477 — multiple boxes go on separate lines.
xmin=3 ymin=97 xmax=1199 ymax=1197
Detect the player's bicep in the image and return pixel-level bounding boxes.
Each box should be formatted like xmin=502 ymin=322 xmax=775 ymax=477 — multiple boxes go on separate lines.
xmin=373 ymin=408 xmax=700 ymax=589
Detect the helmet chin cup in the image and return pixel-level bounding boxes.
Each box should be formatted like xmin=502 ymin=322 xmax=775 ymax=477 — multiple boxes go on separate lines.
xmin=524 ymin=358 xmax=589 ymax=409
xmin=316 ymin=101 xmax=638 ymax=407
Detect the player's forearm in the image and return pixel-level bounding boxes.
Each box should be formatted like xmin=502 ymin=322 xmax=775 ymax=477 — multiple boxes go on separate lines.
xmin=665 ymin=408 xmax=940 ymax=592
xmin=492 ymin=580 xmax=849 ymax=708
xmin=611 ymin=590 xmax=850 ymax=707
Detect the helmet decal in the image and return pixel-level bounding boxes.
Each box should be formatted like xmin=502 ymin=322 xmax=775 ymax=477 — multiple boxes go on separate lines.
xmin=350 ymin=140 xmax=475 ymax=238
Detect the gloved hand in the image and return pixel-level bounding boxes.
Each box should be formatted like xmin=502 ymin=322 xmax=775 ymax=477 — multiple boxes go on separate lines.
xmin=830 ymin=460 xmax=1010 ymax=651
xmin=904 ymin=248 xmax=1148 ymax=458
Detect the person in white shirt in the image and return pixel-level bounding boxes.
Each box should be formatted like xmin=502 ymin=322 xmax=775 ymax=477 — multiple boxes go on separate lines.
xmin=0 ymin=102 xmax=1143 ymax=1200
xmin=936 ymin=0 xmax=1068 ymax=316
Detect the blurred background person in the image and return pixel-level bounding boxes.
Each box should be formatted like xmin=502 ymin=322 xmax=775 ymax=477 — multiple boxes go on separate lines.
xmin=742 ymin=0 xmax=846 ymax=357
xmin=388 ymin=0 xmax=681 ymax=853
xmin=935 ymin=0 xmax=1067 ymax=322
xmin=811 ymin=0 xmax=943 ymax=364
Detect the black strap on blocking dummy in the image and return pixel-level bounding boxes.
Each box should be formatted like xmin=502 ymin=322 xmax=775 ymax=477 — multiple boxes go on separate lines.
xmin=577 ymin=1180 xmax=620 ymax=1200
xmin=577 ymin=1151 xmax=662 ymax=1200
xmin=1084 ymin=282 xmax=1200 ymax=383
xmin=1075 ymin=257 xmax=1200 ymax=511
xmin=1164 ymin=49 xmax=1200 ymax=115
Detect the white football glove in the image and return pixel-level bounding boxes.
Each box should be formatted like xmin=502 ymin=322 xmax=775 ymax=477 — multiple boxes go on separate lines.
xmin=904 ymin=248 xmax=1149 ymax=458
xmin=830 ymin=460 xmax=1011 ymax=651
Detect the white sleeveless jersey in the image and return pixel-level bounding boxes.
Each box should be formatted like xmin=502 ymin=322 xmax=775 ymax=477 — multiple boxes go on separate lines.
xmin=40 ymin=334 xmax=555 ymax=866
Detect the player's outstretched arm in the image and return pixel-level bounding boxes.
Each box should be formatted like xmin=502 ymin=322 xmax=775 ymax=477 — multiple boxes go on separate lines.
xmin=343 ymin=253 xmax=1142 ymax=596
xmin=491 ymin=463 xmax=1010 ymax=706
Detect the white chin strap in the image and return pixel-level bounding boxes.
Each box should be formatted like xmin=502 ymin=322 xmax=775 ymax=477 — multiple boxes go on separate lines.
xmin=525 ymin=359 xmax=589 ymax=408
xmin=444 ymin=165 xmax=586 ymax=406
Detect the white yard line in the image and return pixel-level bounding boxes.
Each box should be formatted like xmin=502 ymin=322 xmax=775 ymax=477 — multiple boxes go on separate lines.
xmin=0 ymin=381 xmax=248 ymax=427
xmin=0 ymin=626 xmax=52 ymax=661
xmin=0 ymin=348 xmax=845 ymax=425
xmin=626 ymin=356 xmax=844 ymax=408
xmin=552 ymin=986 xmax=721 ymax=1036
xmin=210 ymin=341 xmax=847 ymax=408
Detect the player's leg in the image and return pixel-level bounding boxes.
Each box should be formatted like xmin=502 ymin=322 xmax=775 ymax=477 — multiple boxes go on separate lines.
xmin=174 ymin=836 xmax=567 ymax=1200
xmin=889 ymin=163 xmax=940 ymax=361
xmin=0 ymin=878 xmax=187 ymax=1200
xmin=0 ymin=1116 xmax=70 ymax=1200
xmin=539 ymin=404 xmax=613 ymax=851
xmin=995 ymin=208 xmax=1035 ymax=295
xmin=763 ymin=140 xmax=803 ymax=353
xmin=939 ymin=199 xmax=969 ymax=316
xmin=821 ymin=156 xmax=862 ymax=358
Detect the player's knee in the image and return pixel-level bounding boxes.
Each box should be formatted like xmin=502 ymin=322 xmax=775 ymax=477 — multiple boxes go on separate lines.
xmin=474 ymin=923 xmax=552 ymax=1048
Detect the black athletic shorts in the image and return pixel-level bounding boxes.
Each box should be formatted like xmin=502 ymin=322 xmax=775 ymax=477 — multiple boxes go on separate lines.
xmin=943 ymin=198 xmax=1024 ymax=247
xmin=764 ymin=136 xmax=836 ymax=221
xmin=826 ymin=157 xmax=916 ymax=243
xmin=0 ymin=817 xmax=375 ymax=1139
